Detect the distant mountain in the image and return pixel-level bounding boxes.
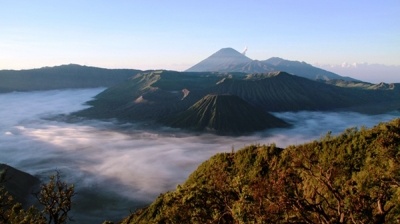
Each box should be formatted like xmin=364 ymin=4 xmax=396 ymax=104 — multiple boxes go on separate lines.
xmin=76 ymin=70 xmax=400 ymax=134
xmin=317 ymin=63 xmax=400 ymax=83
xmin=321 ymin=79 xmax=400 ymax=90
xmin=0 ymin=64 xmax=142 ymax=92
xmin=186 ymin=48 xmax=357 ymax=81
xmin=161 ymin=94 xmax=289 ymax=134
xmin=186 ymin=48 xmax=252 ymax=72
xmin=208 ymin=71 xmax=381 ymax=111
xmin=262 ymin=57 xmax=355 ymax=81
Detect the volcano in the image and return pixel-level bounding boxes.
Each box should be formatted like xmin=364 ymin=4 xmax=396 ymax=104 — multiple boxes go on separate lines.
xmin=186 ymin=48 xmax=252 ymax=72
xmin=162 ymin=94 xmax=289 ymax=134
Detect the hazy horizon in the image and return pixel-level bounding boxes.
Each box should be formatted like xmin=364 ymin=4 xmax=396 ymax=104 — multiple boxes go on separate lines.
xmin=1 ymin=54 xmax=399 ymax=84
xmin=1 ymin=1 xmax=399 ymax=82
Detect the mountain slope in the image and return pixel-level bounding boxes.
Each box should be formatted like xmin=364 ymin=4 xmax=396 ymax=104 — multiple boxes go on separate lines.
xmin=208 ymin=72 xmax=391 ymax=111
xmin=76 ymin=70 xmax=400 ymax=134
xmin=0 ymin=64 xmax=141 ymax=92
xmin=263 ymin=57 xmax=356 ymax=81
xmin=0 ymin=164 xmax=39 ymax=205
xmin=186 ymin=48 xmax=356 ymax=81
xmin=121 ymin=118 xmax=400 ymax=223
xmin=77 ymin=71 xmax=225 ymax=121
xmin=162 ymin=94 xmax=289 ymax=134
xmin=186 ymin=48 xmax=252 ymax=72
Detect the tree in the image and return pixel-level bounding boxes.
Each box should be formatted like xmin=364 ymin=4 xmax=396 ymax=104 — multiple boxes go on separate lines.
xmin=0 ymin=168 xmax=46 ymax=224
xmin=35 ymin=171 xmax=75 ymax=224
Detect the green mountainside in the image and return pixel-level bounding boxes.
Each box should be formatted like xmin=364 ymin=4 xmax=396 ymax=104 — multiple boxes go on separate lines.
xmin=161 ymin=94 xmax=289 ymax=134
xmin=0 ymin=64 xmax=141 ymax=92
xmin=76 ymin=70 xmax=399 ymax=134
xmin=121 ymin=118 xmax=400 ymax=223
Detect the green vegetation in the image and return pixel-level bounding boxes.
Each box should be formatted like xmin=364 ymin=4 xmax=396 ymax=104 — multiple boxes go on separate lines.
xmin=122 ymin=118 xmax=400 ymax=223
xmin=0 ymin=171 xmax=75 ymax=224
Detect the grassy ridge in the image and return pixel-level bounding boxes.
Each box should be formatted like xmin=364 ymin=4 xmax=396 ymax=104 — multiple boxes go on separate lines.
xmin=122 ymin=118 xmax=400 ymax=223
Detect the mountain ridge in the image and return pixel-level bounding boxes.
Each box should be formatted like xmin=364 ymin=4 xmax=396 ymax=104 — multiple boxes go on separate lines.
xmin=0 ymin=64 xmax=142 ymax=92
xmin=76 ymin=70 xmax=400 ymax=134
xmin=186 ymin=48 xmax=358 ymax=81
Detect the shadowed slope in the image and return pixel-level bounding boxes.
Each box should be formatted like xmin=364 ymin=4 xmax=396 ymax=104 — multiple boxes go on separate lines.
xmin=0 ymin=164 xmax=39 ymax=205
xmin=162 ymin=94 xmax=289 ymax=134
xmin=208 ymin=72 xmax=396 ymax=111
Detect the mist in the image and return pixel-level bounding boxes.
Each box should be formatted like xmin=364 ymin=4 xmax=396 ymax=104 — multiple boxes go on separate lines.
xmin=1 ymin=88 xmax=399 ymax=222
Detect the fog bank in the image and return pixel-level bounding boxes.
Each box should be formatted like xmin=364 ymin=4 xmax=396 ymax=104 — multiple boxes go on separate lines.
xmin=1 ymin=88 xmax=398 ymax=222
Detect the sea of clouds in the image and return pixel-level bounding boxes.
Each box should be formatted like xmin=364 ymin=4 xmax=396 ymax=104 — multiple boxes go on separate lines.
xmin=1 ymin=88 xmax=398 ymax=222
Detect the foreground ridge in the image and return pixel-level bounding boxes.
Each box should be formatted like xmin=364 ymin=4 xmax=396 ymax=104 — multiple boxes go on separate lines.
xmin=121 ymin=118 xmax=400 ymax=223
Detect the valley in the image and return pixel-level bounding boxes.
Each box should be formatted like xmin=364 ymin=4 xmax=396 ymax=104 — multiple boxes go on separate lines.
xmin=0 ymin=48 xmax=399 ymax=223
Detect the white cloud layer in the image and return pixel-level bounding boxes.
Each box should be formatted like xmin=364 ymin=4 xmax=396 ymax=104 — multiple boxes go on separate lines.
xmin=0 ymin=88 xmax=398 ymax=222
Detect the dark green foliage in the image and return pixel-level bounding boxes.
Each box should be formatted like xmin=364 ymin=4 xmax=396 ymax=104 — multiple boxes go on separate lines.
xmin=122 ymin=118 xmax=400 ymax=223
xmin=36 ymin=172 xmax=75 ymax=224
xmin=0 ymin=169 xmax=45 ymax=223
xmin=0 ymin=171 xmax=75 ymax=224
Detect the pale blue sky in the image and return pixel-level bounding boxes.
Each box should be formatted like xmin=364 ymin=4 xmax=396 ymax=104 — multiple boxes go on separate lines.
xmin=1 ymin=0 xmax=399 ymax=71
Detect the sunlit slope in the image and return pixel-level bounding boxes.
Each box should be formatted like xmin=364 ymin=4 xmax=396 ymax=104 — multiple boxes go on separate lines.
xmin=162 ymin=94 xmax=289 ymax=134
xmin=122 ymin=118 xmax=400 ymax=223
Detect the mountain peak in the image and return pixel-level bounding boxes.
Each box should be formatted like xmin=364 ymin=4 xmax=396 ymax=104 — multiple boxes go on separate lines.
xmin=186 ymin=48 xmax=252 ymax=72
xmin=162 ymin=94 xmax=288 ymax=134
xmin=186 ymin=48 xmax=356 ymax=81
xmin=212 ymin=47 xmax=247 ymax=56
xmin=264 ymin=57 xmax=285 ymax=66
